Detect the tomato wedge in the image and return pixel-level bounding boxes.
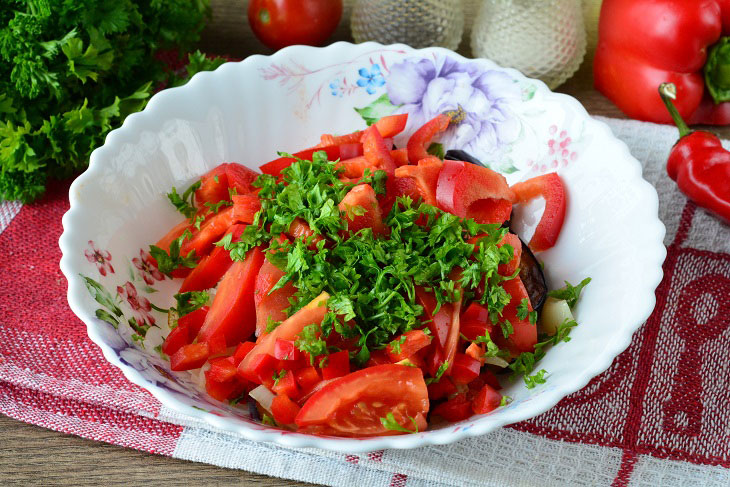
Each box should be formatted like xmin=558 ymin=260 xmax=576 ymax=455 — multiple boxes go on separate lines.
xmin=197 ymin=247 xmax=265 ymax=347
xmin=232 ymin=194 xmax=261 ymax=224
xmin=238 ymin=292 xmax=329 ymax=377
xmin=295 ymin=364 xmax=429 ymax=437
xmin=225 ymin=163 xmax=259 ymax=196
xmin=195 ymin=165 xmax=229 ymax=206
xmin=415 ymin=287 xmax=452 ymax=349
xmin=254 ymin=258 xmax=296 ymax=336
xmin=510 ymin=173 xmax=567 ymax=252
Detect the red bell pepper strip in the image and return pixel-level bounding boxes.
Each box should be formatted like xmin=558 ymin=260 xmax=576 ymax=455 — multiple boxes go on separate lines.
xmin=170 ymin=342 xmax=210 ymax=371
xmin=205 ymin=370 xmax=246 ymax=401
xmin=178 ymin=306 xmax=209 ymax=336
xmin=432 ymin=394 xmax=472 ymax=422
xmin=320 ymin=350 xmax=350 ymax=380
xmin=180 ymin=206 xmax=237 ymax=259
xmin=161 ymin=325 xmax=190 ymax=357
xmin=594 ymin=0 xmax=730 ymax=125
xmin=510 ymin=173 xmax=566 ymax=252
xmin=394 ymin=158 xmax=443 ymax=206
xmin=362 ymin=125 xmax=396 ymax=177
xmin=179 ymin=224 xmax=247 ymax=293
xmin=659 ymin=83 xmax=730 ymax=223
xmin=271 ymin=394 xmax=301 ymax=424
xmin=233 ymin=341 xmax=257 ymax=366
xmin=208 ymin=356 xmax=238 ymax=383
xmin=273 ymin=370 xmax=300 ymax=398
xmin=260 ymin=145 xmax=343 ymax=176
xmin=254 ymin=255 xmax=296 ymax=337
xmin=317 ymin=114 xmax=408 ymax=147
xmin=407 ymin=114 xmax=451 ymax=165
xmin=197 ymin=246 xmax=265 ymax=347
xmin=450 ymin=353 xmax=481 ymax=385
xmin=385 ymin=330 xmax=432 ymax=362
xmin=471 ymin=384 xmax=502 ymax=415
xmin=436 ymin=160 xmax=516 ymax=224
xmin=427 ymin=376 xmax=457 ymax=401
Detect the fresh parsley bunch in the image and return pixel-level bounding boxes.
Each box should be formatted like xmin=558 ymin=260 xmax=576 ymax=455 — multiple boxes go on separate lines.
xmin=0 ymin=0 xmax=224 ymax=202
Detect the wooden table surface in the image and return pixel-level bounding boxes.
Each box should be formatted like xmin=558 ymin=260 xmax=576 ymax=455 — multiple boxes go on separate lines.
xmin=3 ymin=2 xmax=729 ymax=485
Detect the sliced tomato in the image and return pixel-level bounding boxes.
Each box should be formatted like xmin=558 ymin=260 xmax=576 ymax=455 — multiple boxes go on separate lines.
xmin=295 ymin=364 xmax=429 ymax=437
xmin=232 ymin=194 xmax=261 ymax=223
xmin=471 ymin=384 xmax=502 ymax=415
xmin=394 ymin=158 xmax=443 ymax=206
xmin=443 ymin=294 xmax=462 ymax=374
xmin=195 ymin=165 xmax=229 ymax=206
xmin=260 ymin=145 xmax=343 ymax=177
xmin=339 ymin=184 xmax=387 ymax=236
xmin=436 ymin=160 xmax=516 ymax=224
xmin=510 ymin=173 xmax=567 ymax=252
xmin=415 ymin=287 xmax=452 ymax=349
xmin=386 ymin=330 xmax=432 ymax=362
xmin=180 ymin=206 xmax=237 ymax=259
xmin=460 ymin=302 xmax=491 ymax=341
xmin=155 ymin=219 xmax=193 ymax=255
xmin=255 ymin=239 xmax=297 ymax=336
xmin=197 ymin=246 xmax=265 ymax=347
xmin=287 ymin=218 xmax=323 ymax=248
xmin=161 ymin=325 xmax=190 ymax=357
xmin=271 ymin=394 xmax=301 ymax=425
xmin=170 ymin=342 xmax=210 ymax=371
xmin=365 ymin=349 xmax=391 ymax=367
xmin=407 ymin=114 xmax=450 ymax=165
xmin=238 ymin=292 xmax=329 ymax=378
xmin=240 ymin=352 xmax=279 ymax=385
xmin=495 ymin=277 xmax=537 ymax=354
xmin=179 ymin=224 xmax=247 ymax=293
xmin=225 ymin=163 xmax=259 ymax=196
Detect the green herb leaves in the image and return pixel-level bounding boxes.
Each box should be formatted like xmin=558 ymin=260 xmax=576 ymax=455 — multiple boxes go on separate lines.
xmin=380 ymin=412 xmax=419 ymax=434
xmin=167 ymin=181 xmax=201 ymax=219
xmin=148 ymin=230 xmax=197 ymax=276
xmin=548 ymin=277 xmax=591 ymax=309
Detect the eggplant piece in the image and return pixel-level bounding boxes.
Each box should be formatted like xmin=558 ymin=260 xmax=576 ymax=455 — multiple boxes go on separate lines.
xmin=516 ymin=236 xmax=548 ymax=311
xmin=445 ymin=148 xmax=547 ymax=309
xmin=445 ymin=149 xmax=487 ymax=167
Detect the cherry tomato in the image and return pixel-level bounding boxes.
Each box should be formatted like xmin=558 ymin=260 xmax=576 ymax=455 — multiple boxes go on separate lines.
xmin=248 ymin=0 xmax=343 ymax=50
xmin=295 ymin=364 xmax=429 ymax=437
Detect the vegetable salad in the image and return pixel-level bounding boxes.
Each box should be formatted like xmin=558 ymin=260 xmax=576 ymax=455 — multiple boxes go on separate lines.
xmin=150 ymin=113 xmax=588 ymax=437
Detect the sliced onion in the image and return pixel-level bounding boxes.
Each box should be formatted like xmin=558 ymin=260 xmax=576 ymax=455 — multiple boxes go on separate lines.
xmin=249 ymin=384 xmax=275 ymax=414
xmin=167 ymin=309 xmax=179 ymax=330
xmin=539 ymin=297 xmax=574 ymax=336
xmin=484 ymin=356 xmax=510 ymax=368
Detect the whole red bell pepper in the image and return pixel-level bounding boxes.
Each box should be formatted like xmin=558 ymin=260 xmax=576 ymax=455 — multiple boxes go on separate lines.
xmin=594 ymin=0 xmax=730 ymax=125
xmin=659 ymin=83 xmax=730 ymax=224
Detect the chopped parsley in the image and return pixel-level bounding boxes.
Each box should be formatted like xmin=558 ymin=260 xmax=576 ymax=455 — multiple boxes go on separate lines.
xmin=500 ymin=319 xmax=514 ymax=339
xmin=148 ymin=229 xmax=197 ymax=276
xmin=548 ymin=277 xmax=591 ymax=308
xmin=380 ymin=412 xmax=419 ymax=434
xmin=389 ymin=335 xmax=407 ymax=355
xmin=173 ymin=290 xmax=210 ymax=317
xmin=272 ymin=370 xmax=286 ymax=387
xmin=425 ymin=361 xmax=449 ymax=385
xmin=204 ymin=199 xmax=233 ymax=214
xmin=166 ymin=180 xmax=201 ymax=219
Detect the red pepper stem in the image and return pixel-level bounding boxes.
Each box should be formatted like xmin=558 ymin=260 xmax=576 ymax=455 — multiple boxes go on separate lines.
xmin=658 ymin=83 xmax=691 ymax=138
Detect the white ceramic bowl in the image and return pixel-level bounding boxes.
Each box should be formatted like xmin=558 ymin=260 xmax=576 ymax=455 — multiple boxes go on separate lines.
xmin=59 ymin=42 xmax=666 ymax=452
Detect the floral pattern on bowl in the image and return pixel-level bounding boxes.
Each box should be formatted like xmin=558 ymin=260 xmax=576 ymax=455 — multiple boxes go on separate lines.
xmin=60 ymin=42 xmax=666 ymax=452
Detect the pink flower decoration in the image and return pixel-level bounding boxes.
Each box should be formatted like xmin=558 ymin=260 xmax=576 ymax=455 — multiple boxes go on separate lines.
xmin=117 ymin=281 xmax=156 ymax=326
xmin=84 ymin=240 xmax=114 ymax=277
xmin=132 ymin=249 xmax=165 ymax=285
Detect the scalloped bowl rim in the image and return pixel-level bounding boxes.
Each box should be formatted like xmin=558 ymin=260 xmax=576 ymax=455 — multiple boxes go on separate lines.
xmin=59 ymin=41 xmax=666 ymax=452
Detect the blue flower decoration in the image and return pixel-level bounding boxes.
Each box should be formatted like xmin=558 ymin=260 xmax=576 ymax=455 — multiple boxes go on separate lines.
xmin=329 ymin=79 xmax=343 ymax=97
xmin=357 ymin=64 xmax=385 ymax=95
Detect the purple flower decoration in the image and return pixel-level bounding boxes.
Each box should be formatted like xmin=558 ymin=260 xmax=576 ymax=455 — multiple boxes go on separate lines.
xmin=357 ymin=64 xmax=385 ymax=95
xmin=386 ymin=57 xmax=521 ymax=164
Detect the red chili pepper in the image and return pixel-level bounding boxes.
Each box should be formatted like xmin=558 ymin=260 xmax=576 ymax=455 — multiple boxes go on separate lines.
xmin=659 ymin=83 xmax=730 ymax=224
xmin=594 ymin=0 xmax=730 ymax=125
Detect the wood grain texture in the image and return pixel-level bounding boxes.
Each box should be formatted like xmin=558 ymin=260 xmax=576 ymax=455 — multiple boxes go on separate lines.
xmin=3 ymin=1 xmax=729 ymax=485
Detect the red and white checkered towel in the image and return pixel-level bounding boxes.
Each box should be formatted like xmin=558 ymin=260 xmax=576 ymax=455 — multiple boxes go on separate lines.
xmin=1 ymin=117 xmax=729 ymax=487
